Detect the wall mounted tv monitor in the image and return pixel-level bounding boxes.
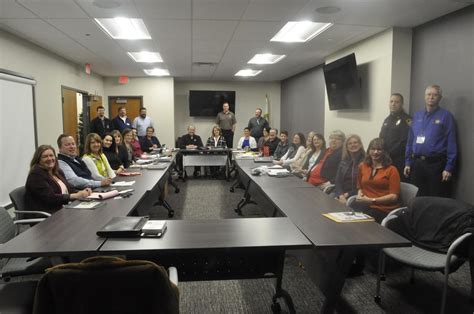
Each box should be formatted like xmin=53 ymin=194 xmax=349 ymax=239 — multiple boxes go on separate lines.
xmin=189 ymin=90 xmax=236 ymax=117
xmin=323 ymin=53 xmax=362 ymax=110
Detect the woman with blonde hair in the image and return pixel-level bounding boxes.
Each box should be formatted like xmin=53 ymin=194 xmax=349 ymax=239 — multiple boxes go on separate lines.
xmin=82 ymin=133 xmax=116 ymax=181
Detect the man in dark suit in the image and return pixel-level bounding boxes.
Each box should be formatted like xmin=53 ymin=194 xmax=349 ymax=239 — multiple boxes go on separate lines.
xmin=90 ymin=106 xmax=112 ymax=138
xmin=177 ymin=125 xmax=204 ymax=178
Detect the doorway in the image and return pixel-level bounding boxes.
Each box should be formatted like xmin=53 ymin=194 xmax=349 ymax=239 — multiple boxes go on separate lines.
xmin=108 ymin=96 xmax=143 ymax=122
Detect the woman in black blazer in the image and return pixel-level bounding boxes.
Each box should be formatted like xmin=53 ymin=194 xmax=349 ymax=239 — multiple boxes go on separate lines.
xmin=25 ymin=145 xmax=91 ymax=213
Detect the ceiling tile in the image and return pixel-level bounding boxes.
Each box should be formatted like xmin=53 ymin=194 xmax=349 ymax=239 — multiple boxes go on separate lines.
xmin=0 ymin=0 xmax=37 ymax=18
xmin=74 ymin=0 xmax=140 ymax=18
xmin=242 ymin=0 xmax=309 ymax=21
xmin=193 ymin=20 xmax=238 ymax=40
xmin=233 ymin=21 xmax=285 ymax=41
xmin=192 ymin=0 xmax=249 ymax=20
xmin=134 ymin=0 xmax=191 ymax=19
xmin=17 ymin=0 xmax=89 ymax=18
xmin=146 ymin=19 xmax=191 ymax=40
xmin=191 ymin=63 xmax=215 ymax=78
xmin=192 ymin=40 xmax=228 ymax=63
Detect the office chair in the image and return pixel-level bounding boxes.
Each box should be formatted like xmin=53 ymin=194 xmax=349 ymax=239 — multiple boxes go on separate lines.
xmin=9 ymin=186 xmax=52 ymax=223
xmin=0 ymin=206 xmax=51 ymax=281
xmin=347 ymin=182 xmax=419 ymax=209
xmin=374 ymin=198 xmax=473 ymax=314
xmin=0 ymin=280 xmax=38 ymax=314
xmin=33 ymin=256 xmax=179 ymax=314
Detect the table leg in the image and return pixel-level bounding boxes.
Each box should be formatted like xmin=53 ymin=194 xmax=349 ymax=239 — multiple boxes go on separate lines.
xmin=272 ymin=250 xmax=296 ymax=314
xmin=234 ymin=180 xmax=257 ymax=216
xmin=152 ymin=179 xmax=175 ymax=217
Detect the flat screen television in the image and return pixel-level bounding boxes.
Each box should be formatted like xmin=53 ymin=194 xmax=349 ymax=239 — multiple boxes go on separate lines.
xmin=323 ymin=53 xmax=362 ymax=110
xmin=189 ymin=90 xmax=236 ymax=117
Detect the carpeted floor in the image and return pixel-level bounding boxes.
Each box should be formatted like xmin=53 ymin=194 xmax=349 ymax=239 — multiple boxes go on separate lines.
xmin=136 ymin=175 xmax=474 ymax=314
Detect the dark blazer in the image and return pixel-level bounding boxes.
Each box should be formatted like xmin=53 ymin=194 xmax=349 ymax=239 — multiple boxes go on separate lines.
xmin=90 ymin=117 xmax=113 ymax=138
xmin=25 ymin=165 xmax=74 ymax=213
xmin=321 ymin=147 xmax=343 ymax=183
xmin=140 ymin=136 xmax=161 ymax=153
xmin=178 ymin=134 xmax=203 ymax=148
xmin=112 ymin=116 xmax=132 ymax=133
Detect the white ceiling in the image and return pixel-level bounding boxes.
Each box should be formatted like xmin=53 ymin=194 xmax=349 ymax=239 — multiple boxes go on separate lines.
xmin=0 ymin=0 xmax=470 ymax=81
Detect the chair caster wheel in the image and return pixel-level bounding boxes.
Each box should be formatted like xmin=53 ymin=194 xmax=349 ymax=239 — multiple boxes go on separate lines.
xmin=271 ymin=302 xmax=281 ymax=313
xmin=168 ymin=210 xmax=174 ymax=218
xmin=374 ymin=296 xmax=381 ymax=304
xmin=174 ymin=188 xmax=180 ymax=193
xmin=234 ymin=209 xmax=243 ymax=216
xmin=230 ymin=187 xmax=234 ymax=192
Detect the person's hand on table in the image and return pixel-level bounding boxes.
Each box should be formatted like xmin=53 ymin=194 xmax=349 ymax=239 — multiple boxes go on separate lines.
xmin=101 ymin=177 xmax=113 ymax=186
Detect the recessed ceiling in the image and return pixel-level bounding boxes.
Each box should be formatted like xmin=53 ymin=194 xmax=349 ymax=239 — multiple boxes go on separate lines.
xmin=0 ymin=0 xmax=469 ymax=81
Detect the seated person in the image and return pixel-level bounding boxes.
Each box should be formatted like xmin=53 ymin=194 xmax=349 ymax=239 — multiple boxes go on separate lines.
xmin=82 ymin=133 xmax=116 ymax=181
xmin=131 ymin=128 xmax=143 ymax=157
xmin=307 ymin=130 xmax=345 ymax=188
xmin=178 ymin=125 xmax=204 ymax=177
xmin=110 ymin=130 xmax=130 ymax=168
xmin=274 ymin=133 xmax=306 ymax=167
xmin=25 ymin=145 xmax=91 ymax=213
xmin=299 ymin=133 xmax=326 ymax=179
xmin=257 ymin=127 xmax=271 ymax=151
xmin=351 ymin=138 xmax=400 ymax=223
xmin=290 ymin=131 xmax=315 ymax=174
xmin=206 ymin=126 xmax=227 ymax=148
xmin=237 ymin=127 xmax=257 ymax=150
xmin=122 ymin=128 xmax=138 ymax=163
xmin=263 ymin=128 xmax=280 ymax=156
xmin=333 ymin=134 xmax=365 ymax=203
xmin=273 ymin=131 xmax=290 ymax=160
xmin=140 ymin=126 xmax=161 ymax=153
xmin=57 ymin=134 xmax=112 ymax=189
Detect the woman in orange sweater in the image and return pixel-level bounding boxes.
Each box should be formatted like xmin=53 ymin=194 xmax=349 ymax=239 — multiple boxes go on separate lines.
xmin=352 ymin=138 xmax=400 ymax=223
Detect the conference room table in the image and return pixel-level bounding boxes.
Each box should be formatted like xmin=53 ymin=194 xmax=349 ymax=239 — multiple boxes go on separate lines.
xmin=232 ymin=156 xmax=411 ymax=312
xmin=179 ymin=148 xmax=232 ymax=179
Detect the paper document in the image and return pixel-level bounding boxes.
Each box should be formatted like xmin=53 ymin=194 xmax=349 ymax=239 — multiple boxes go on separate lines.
xmin=323 ymin=212 xmax=375 ymax=223
xmin=111 ymin=181 xmax=135 ymax=187
xmin=267 ymin=169 xmax=290 ymax=176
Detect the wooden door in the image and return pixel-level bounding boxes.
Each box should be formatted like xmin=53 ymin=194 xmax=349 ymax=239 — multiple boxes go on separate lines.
xmin=109 ymin=97 xmax=142 ymax=122
xmin=62 ymin=88 xmax=78 ymax=142
xmin=89 ymin=95 xmax=103 ymax=120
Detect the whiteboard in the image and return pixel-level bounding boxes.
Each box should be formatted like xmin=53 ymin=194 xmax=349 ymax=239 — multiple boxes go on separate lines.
xmin=0 ymin=70 xmax=37 ymax=207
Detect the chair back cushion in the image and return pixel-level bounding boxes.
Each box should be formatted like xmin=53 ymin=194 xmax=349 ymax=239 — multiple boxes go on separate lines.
xmin=388 ymin=196 xmax=474 ymax=253
xmin=9 ymin=187 xmax=27 ymax=212
xmin=33 ymin=256 xmax=179 ymax=314
xmin=0 ymin=207 xmax=15 ymax=244
xmin=399 ymin=182 xmax=418 ymax=207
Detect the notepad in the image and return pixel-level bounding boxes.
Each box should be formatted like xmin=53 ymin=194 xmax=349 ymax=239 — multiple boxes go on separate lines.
xmin=87 ymin=190 xmax=119 ymax=200
xmin=64 ymin=200 xmax=105 ymax=210
xmin=111 ymin=181 xmax=135 ymax=187
xmin=323 ymin=212 xmax=375 ymax=223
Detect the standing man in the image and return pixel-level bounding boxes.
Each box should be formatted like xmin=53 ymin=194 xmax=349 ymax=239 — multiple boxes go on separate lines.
xmin=216 ymin=102 xmax=236 ymax=148
xmin=90 ymin=106 xmax=113 ymax=138
xmin=57 ymin=134 xmax=112 ymax=189
xmin=379 ymin=93 xmax=411 ymax=180
xmin=248 ymin=107 xmax=269 ymax=143
xmin=404 ymin=85 xmax=457 ymax=197
xmin=133 ymin=107 xmax=154 ymax=138
xmin=112 ymin=106 xmax=132 ymax=133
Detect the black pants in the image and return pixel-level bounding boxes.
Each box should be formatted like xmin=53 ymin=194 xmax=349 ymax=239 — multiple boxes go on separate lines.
xmin=176 ymin=152 xmax=199 ymax=176
xmin=411 ymin=157 xmax=451 ymax=197
xmin=391 ymin=155 xmax=408 ymax=183
xmin=222 ymin=129 xmax=234 ymax=148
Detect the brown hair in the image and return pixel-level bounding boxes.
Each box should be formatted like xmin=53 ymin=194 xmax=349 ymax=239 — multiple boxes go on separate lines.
xmin=341 ymin=134 xmax=365 ymax=160
xmin=57 ymin=134 xmax=73 ymax=148
xmin=84 ymin=133 xmax=103 ymax=155
xmin=211 ymin=125 xmax=222 ymax=137
xmin=310 ymin=133 xmax=326 ymax=152
xmin=364 ymin=138 xmax=392 ymax=167
xmin=30 ymin=145 xmax=60 ymax=176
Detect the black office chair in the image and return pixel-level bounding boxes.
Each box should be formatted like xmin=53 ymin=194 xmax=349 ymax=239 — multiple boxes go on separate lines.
xmin=0 ymin=206 xmax=51 ymax=281
xmin=0 ymin=280 xmax=37 ymax=314
xmin=9 ymin=186 xmax=51 ymax=224
xmin=33 ymin=256 xmax=179 ymax=314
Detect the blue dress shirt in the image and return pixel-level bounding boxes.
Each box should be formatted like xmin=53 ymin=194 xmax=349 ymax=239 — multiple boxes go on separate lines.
xmin=405 ymin=106 xmax=457 ymax=172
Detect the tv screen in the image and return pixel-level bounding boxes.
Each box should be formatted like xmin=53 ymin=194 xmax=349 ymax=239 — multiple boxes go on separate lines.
xmin=189 ymin=90 xmax=236 ymax=117
xmin=323 ymin=53 xmax=362 ymax=110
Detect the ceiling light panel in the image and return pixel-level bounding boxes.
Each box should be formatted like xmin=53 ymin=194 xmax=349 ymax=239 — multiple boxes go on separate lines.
xmin=95 ymin=18 xmax=151 ymax=40
xmin=128 ymin=51 xmax=163 ymax=63
xmin=144 ymin=68 xmax=170 ymax=76
xmin=270 ymin=21 xmax=333 ymax=43
xmin=235 ymin=69 xmax=262 ymax=77
xmin=248 ymin=54 xmax=286 ymax=64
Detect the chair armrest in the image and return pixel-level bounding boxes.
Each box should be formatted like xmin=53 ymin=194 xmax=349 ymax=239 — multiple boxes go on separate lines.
xmin=14 ymin=210 xmax=51 ymax=218
xmin=168 ymin=266 xmax=178 ymax=286
xmin=381 ymin=207 xmax=407 ymax=227
xmin=446 ymin=233 xmax=472 ymax=260
xmin=14 ymin=218 xmax=46 ymax=225
xmin=346 ymin=195 xmax=357 ymax=207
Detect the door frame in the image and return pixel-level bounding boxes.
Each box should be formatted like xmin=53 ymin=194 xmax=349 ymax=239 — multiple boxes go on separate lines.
xmin=61 ymin=85 xmax=91 ymax=150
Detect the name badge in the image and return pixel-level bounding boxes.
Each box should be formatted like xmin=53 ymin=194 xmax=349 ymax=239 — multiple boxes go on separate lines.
xmin=416 ymin=136 xmax=425 ymax=144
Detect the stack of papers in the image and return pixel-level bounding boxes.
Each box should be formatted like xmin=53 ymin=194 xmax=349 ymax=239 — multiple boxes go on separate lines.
xmin=323 ymin=212 xmax=375 ymax=223
xmin=111 ymin=181 xmax=135 ymax=187
xmin=141 ymin=220 xmax=167 ymax=236
xmin=267 ymin=169 xmax=290 ymax=176
xmin=87 ymin=190 xmax=119 ymax=200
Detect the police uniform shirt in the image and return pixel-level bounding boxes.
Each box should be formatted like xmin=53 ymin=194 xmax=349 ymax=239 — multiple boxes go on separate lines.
xmin=379 ymin=110 xmax=411 ymax=158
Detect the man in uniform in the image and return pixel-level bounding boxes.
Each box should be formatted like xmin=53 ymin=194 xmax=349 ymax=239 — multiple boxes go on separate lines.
xmin=379 ymin=93 xmax=411 ymax=180
xmin=216 ymin=102 xmax=236 ymax=148
xmin=247 ymin=107 xmax=269 ymax=143
xmin=404 ymin=85 xmax=457 ymax=197
xmin=90 ymin=106 xmax=113 ymax=138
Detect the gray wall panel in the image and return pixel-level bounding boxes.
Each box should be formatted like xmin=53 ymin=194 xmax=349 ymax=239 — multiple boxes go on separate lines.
xmin=280 ymin=66 xmax=326 ymax=136
xmin=410 ymin=6 xmax=474 ymax=203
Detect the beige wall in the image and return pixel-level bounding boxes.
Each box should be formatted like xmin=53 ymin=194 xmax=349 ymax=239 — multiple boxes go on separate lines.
xmin=324 ymin=28 xmax=412 ymax=147
xmin=0 ymin=30 xmax=104 ymax=146
xmin=174 ymin=81 xmax=281 ymax=147
xmin=103 ymin=77 xmax=175 ymax=146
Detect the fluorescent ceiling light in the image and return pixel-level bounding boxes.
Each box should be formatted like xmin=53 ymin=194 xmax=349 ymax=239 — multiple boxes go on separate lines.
xmin=128 ymin=52 xmax=163 ymax=63
xmin=95 ymin=18 xmax=151 ymax=40
xmin=235 ymin=69 xmax=262 ymax=77
xmin=248 ymin=54 xmax=286 ymax=65
xmin=144 ymin=68 xmax=170 ymax=76
xmin=270 ymin=21 xmax=333 ymax=43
